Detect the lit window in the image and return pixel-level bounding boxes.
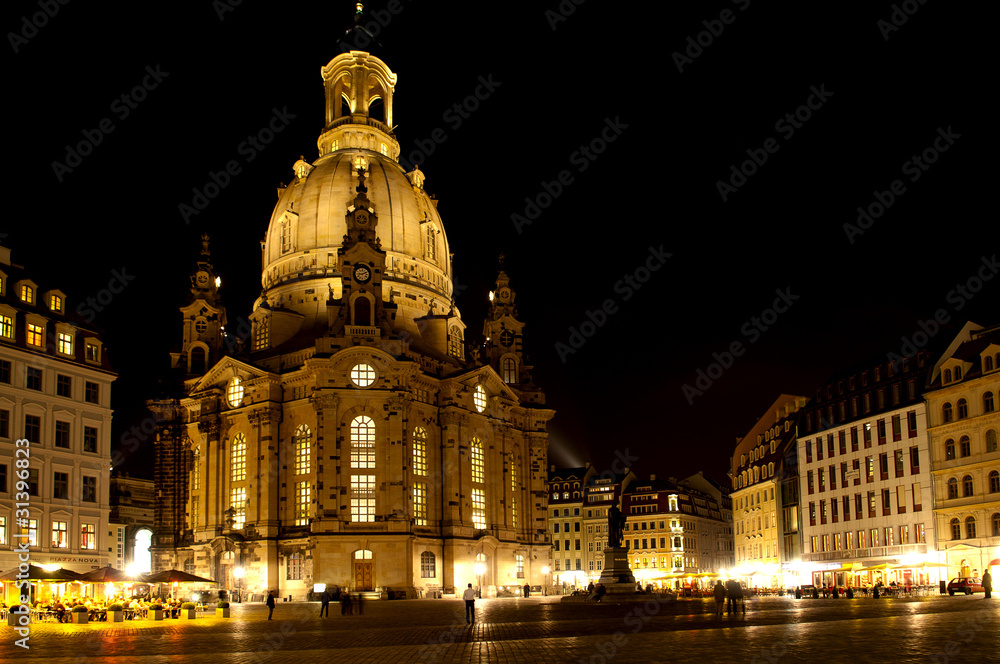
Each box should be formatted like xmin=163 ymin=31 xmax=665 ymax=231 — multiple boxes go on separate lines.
xmin=351 ymin=363 xmax=375 ymax=387
xmin=471 ymin=437 xmax=484 ymax=483
xmin=295 ymin=481 xmax=311 ymax=526
xmin=472 ymin=488 xmax=486 ymax=529
xmin=280 ymin=220 xmax=292 ymax=253
xmin=231 ymin=433 xmax=247 ymax=482
xmin=0 ymin=315 xmax=12 ymax=339
xmin=473 ymin=384 xmax=486 ymax=413
xmin=351 ymin=416 xmax=375 ymax=468
xmin=230 ymin=486 xmax=246 ymax=529
xmin=502 ymin=357 xmax=517 ymax=384
xmin=510 ymin=462 xmax=517 ymax=529
xmin=57 ymin=332 xmax=73 ymax=355
xmin=350 ymin=474 xmax=376 ymax=522
xmin=380 ymin=143 xmax=387 ymax=156
xmin=80 ymin=524 xmax=96 ymax=550
xmin=414 ymin=481 xmax=427 ymax=526
xmin=192 ymin=447 xmax=200 ymax=490
xmin=294 ymin=424 xmax=311 ymax=474
xmin=287 ymin=553 xmax=302 ymax=580
xmin=412 ymin=427 xmax=427 ymax=475
xmin=254 ymin=317 xmax=269 ymax=351
xmin=0 ymin=517 xmax=5 ymax=546
xmin=515 ymin=554 xmax=524 ymax=578
xmin=27 ymin=323 xmax=43 ymax=347
xmin=27 ymin=519 xmax=38 ymax=547
xmin=20 ymin=285 xmax=33 ymax=303
xmin=85 ymin=342 xmax=100 ymax=362
xmin=420 ymin=551 xmax=435 ymax=577
xmin=448 ymin=326 xmax=463 ymax=358
xmin=52 ymin=521 xmax=68 ymax=548
xmin=50 ymin=294 xmax=62 ymax=312
xmin=227 ymin=378 xmax=244 ymax=408
xmin=425 ymin=225 xmax=436 ymax=262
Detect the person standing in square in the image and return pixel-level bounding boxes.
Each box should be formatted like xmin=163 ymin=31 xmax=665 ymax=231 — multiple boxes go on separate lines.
xmin=463 ymin=583 xmax=477 ymax=624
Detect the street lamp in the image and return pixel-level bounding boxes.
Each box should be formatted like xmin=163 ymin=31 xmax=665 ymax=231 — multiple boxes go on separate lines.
xmin=542 ymin=566 xmax=550 ymax=596
xmin=474 ymin=563 xmax=486 ymax=599
xmin=233 ymin=567 xmax=245 ymax=603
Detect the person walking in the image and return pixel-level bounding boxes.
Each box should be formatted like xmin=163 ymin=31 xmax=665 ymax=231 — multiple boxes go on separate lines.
xmin=266 ymin=591 xmax=275 ymax=620
xmin=725 ymin=579 xmax=739 ymax=614
xmin=355 ymin=591 xmax=364 ymax=615
xmin=523 ymin=583 xmax=530 ymax=598
xmin=983 ymin=569 xmax=993 ymax=599
xmin=340 ymin=592 xmax=352 ymax=615
xmin=463 ymin=583 xmax=477 ymax=624
xmin=713 ymin=580 xmax=726 ymax=615
xmin=319 ymin=589 xmax=330 ymax=617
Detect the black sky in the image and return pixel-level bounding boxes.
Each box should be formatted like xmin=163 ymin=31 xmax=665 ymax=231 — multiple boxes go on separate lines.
xmin=3 ymin=1 xmax=993 ymax=482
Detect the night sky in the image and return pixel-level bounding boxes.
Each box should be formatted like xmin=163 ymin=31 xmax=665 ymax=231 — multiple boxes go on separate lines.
xmin=4 ymin=1 xmax=992 ymax=483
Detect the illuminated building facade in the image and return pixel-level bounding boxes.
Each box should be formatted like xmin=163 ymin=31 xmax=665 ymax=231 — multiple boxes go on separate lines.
xmin=797 ymin=352 xmax=938 ymax=588
xmin=730 ymin=395 xmax=806 ymax=588
xmin=926 ymin=322 xmax=1000 ymax=579
xmin=0 ymin=246 xmax=115 ymax=577
xmin=149 ymin=46 xmax=553 ymax=600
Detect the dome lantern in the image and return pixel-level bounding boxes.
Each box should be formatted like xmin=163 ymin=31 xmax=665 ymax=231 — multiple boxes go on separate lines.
xmin=318 ymin=50 xmax=399 ymax=160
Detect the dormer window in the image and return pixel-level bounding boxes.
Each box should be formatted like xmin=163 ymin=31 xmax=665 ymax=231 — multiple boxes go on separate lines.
xmin=0 ymin=313 xmax=11 ymax=340
xmin=50 ymin=294 xmax=63 ymax=313
xmin=20 ymin=284 xmax=33 ymax=304
xmin=56 ymin=331 xmax=73 ymax=356
xmin=254 ymin=317 xmax=269 ymax=351
xmin=26 ymin=322 xmax=44 ymax=347
xmin=425 ymin=225 xmax=437 ymax=263
xmin=85 ymin=341 xmax=101 ymax=363
xmin=943 ymin=369 xmax=953 ymax=384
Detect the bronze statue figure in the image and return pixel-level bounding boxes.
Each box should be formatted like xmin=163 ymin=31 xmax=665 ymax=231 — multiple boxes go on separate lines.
xmin=607 ymin=505 xmax=626 ymax=548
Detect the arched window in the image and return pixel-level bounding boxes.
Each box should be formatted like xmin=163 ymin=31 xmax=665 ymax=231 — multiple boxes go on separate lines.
xmin=989 ymin=470 xmax=999 ymax=493
xmin=993 ymin=513 xmax=1000 ymax=537
xmin=420 ymin=551 xmax=436 ymax=578
xmin=502 ymin=357 xmax=517 ymax=384
xmin=190 ymin=346 xmax=206 ymax=374
xmin=515 ymin=554 xmax=525 ymax=578
xmin=425 ymin=225 xmax=437 ymax=263
xmin=944 ymin=369 xmax=952 ymax=384
xmin=984 ymin=392 xmax=996 ymax=413
xmin=965 ymin=516 xmax=976 ymax=539
xmin=355 ymin=549 xmax=373 ymax=559
xmin=987 ymin=430 xmax=998 ymax=453
xmin=133 ymin=529 xmax=153 ymax=574
xmin=294 ymin=424 xmax=311 ymax=475
xmin=957 ymin=399 xmax=968 ymax=419
xmin=353 ymin=296 xmax=372 ymax=327
xmin=960 ymin=436 xmax=971 ymax=457
xmin=963 ymin=475 xmax=974 ymax=497
xmin=987 ymin=356 xmax=996 ymax=372
xmin=231 ymin=433 xmax=247 ymax=482
xmin=955 ymin=367 xmax=963 ymax=380
xmin=368 ymin=97 xmax=385 ymax=123
xmin=448 ymin=326 xmax=463 ymax=358
xmin=350 ymin=416 xmax=375 ymax=469
xmin=945 ymin=439 xmax=956 ymax=460
xmin=942 ymin=403 xmax=954 ymax=422
xmin=191 ymin=444 xmax=200 ymax=491
xmin=947 ymin=478 xmax=958 ymax=499
xmin=950 ymin=518 xmax=960 ymax=540
xmin=412 ymin=427 xmax=427 ymax=475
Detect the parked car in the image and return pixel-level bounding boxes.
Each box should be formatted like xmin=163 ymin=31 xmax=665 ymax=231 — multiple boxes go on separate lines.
xmin=947 ymin=578 xmax=984 ymax=595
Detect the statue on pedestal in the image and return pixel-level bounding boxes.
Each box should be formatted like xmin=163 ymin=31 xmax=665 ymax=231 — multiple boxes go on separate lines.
xmin=608 ymin=505 xmax=626 ymax=548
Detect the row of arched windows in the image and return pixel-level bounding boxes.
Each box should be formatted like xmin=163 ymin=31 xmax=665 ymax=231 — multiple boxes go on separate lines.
xmin=946 ymin=470 xmax=1000 ymax=499
xmin=948 ymin=514 xmax=1000 ymax=540
xmin=944 ymin=430 xmax=998 ymax=459
xmin=942 ymin=392 xmax=995 ymax=422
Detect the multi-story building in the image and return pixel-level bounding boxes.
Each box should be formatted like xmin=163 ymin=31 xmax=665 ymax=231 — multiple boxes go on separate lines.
xmin=546 ymin=464 xmax=594 ymax=588
xmin=149 ymin=37 xmax=553 ymax=600
xmin=797 ymin=350 xmax=938 ymax=588
xmin=108 ymin=522 xmax=127 ymax=571
xmin=926 ymin=321 xmax=1000 ymax=579
xmin=622 ymin=473 xmax=733 ymax=590
xmin=109 ymin=473 xmax=155 ymax=571
xmin=0 ymin=246 xmax=116 ymax=578
xmin=731 ymin=394 xmax=807 ymax=588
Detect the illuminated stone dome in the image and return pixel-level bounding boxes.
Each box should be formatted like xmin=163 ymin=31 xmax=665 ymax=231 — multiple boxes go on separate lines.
xmin=258 ymin=50 xmax=456 ymax=336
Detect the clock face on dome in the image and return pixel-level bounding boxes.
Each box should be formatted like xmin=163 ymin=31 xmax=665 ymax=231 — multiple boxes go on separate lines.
xmin=355 ymin=211 xmax=369 ymax=226
xmin=497 ymin=288 xmax=511 ymax=302
xmin=353 ymin=265 xmax=371 ymax=283
xmin=196 ymin=272 xmax=209 ymax=286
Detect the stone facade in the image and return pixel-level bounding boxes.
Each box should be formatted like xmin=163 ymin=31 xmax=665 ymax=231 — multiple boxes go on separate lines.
xmin=149 ymin=47 xmax=553 ymax=600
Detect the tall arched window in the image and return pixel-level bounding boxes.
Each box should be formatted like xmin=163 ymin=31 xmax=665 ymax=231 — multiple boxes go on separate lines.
xmin=515 ymin=554 xmax=524 ymax=578
xmin=957 ymin=399 xmax=968 ymax=419
xmin=350 ymin=416 xmax=376 ymax=522
xmin=989 ymin=470 xmax=999 ymax=494
xmin=190 ymin=346 xmax=206 ymax=374
xmin=950 ymin=518 xmax=960 ymax=540
xmin=425 ymin=225 xmax=436 ymax=263
xmin=965 ymin=516 xmax=976 ymax=539
xmin=960 ymin=436 xmax=971 ymax=457
xmin=945 ymin=439 xmax=956 ymax=460
xmin=987 ymin=356 xmax=996 ymax=372
xmin=448 ymin=326 xmax=463 ymax=358
xmin=984 ymin=391 xmax=995 ymax=413
xmin=993 ymin=513 xmax=1000 ymax=537
xmin=231 ymin=433 xmax=247 ymax=482
xmin=294 ymin=424 xmax=311 ymax=475
xmin=963 ymin=475 xmax=974 ymax=497
xmin=943 ymin=403 xmax=954 ymax=423
xmin=944 ymin=369 xmax=953 ymax=383
xmin=351 ymin=416 xmax=375 ymax=469
xmin=947 ymin=478 xmax=958 ymax=499
xmin=987 ymin=430 xmax=998 ymax=453
xmin=191 ymin=445 xmax=200 ymax=491
xmin=471 ymin=438 xmax=485 ymax=529
xmin=353 ymin=296 xmax=372 ymax=327
xmin=502 ymin=357 xmax=517 ymax=384
xmin=412 ymin=427 xmax=427 ymax=475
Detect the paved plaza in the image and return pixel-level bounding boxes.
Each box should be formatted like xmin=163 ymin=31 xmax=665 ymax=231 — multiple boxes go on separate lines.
xmin=3 ymin=595 xmax=998 ymax=663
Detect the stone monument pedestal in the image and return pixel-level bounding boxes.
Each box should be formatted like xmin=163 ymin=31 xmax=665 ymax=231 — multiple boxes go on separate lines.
xmin=597 ymin=546 xmax=637 ymax=594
